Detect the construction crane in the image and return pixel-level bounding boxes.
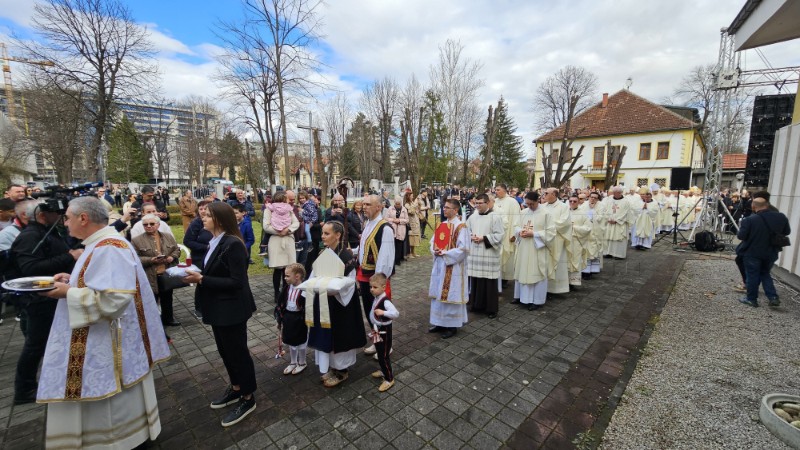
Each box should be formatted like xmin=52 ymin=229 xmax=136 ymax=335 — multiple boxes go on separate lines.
xmin=1 ymin=42 xmax=55 ymax=123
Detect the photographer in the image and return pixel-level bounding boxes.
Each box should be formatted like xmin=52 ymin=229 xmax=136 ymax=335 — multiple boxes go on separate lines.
xmin=131 ymin=186 xmax=169 ymax=225
xmin=9 ymin=200 xmax=82 ymax=405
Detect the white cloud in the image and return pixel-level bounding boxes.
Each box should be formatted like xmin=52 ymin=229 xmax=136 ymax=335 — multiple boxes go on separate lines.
xmin=142 ymin=23 xmax=194 ymax=56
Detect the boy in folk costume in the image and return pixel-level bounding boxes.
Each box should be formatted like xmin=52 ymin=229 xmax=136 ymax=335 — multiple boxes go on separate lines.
xmin=275 ymin=263 xmax=308 ymax=375
xmin=367 ymin=273 xmax=399 ymax=392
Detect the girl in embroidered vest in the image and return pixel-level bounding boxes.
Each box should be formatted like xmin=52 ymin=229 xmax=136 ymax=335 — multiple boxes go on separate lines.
xmin=275 ymin=263 xmax=308 ymax=375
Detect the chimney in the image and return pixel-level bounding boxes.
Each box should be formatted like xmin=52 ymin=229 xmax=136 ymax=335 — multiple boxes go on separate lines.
xmin=601 ymin=93 xmax=609 ymax=108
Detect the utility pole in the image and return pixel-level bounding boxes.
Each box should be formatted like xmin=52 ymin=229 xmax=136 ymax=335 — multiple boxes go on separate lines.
xmin=297 ymin=112 xmax=324 ymax=189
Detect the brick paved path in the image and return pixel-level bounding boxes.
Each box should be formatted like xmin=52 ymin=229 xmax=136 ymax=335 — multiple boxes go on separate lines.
xmin=0 ymin=239 xmax=691 ymax=449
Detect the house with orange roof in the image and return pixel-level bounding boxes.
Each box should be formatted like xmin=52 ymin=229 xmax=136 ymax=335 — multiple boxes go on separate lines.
xmin=533 ymin=89 xmax=707 ymax=191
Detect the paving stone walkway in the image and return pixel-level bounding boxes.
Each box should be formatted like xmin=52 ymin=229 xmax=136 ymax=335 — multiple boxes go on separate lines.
xmin=0 ymin=238 xmax=697 ymax=449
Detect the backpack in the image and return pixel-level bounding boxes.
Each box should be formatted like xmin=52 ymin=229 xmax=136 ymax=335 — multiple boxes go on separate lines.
xmin=694 ymin=231 xmax=724 ymax=252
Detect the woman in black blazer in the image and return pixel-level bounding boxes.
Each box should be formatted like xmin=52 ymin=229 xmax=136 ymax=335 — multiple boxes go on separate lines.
xmin=183 ymin=202 xmax=257 ymax=428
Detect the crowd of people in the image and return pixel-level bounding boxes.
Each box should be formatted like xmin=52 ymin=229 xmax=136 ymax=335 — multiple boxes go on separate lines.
xmin=0 ymin=178 xmax=791 ymax=448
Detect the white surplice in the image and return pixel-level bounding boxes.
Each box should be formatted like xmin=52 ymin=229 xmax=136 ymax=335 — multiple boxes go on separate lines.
xmin=493 ymin=195 xmax=520 ymax=281
xmin=514 ymin=206 xmax=555 ymax=305
xmin=542 ymin=200 xmax=572 ymax=293
xmin=428 ymin=218 xmax=469 ymax=328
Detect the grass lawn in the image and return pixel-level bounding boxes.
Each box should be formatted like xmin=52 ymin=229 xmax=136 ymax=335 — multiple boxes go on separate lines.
xmin=169 ymin=216 xmax=440 ymax=277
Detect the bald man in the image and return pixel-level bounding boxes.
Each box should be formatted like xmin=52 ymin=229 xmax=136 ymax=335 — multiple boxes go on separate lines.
xmin=602 ymin=186 xmax=633 ymax=259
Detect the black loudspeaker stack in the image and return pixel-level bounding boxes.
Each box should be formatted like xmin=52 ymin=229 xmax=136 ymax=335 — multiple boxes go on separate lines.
xmin=745 ymin=94 xmax=795 ymax=188
xmin=670 ymin=167 xmax=692 ymax=191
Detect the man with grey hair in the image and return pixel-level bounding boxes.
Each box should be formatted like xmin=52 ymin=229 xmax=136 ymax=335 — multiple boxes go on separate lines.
xmin=0 ymin=200 xmax=35 ymax=250
xmin=38 ymin=196 xmax=170 ymax=448
xmin=602 ymin=186 xmax=633 ymax=259
xmin=541 ymin=187 xmax=573 ymax=293
xmin=9 ymin=199 xmax=82 ymax=405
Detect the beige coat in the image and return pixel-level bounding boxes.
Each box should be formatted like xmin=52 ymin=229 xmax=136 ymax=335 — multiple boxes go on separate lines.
xmin=384 ymin=206 xmax=409 ymax=241
xmin=132 ymin=231 xmax=180 ymax=294
xmin=405 ymin=201 xmax=421 ymax=236
xmin=263 ymin=207 xmax=300 ymax=268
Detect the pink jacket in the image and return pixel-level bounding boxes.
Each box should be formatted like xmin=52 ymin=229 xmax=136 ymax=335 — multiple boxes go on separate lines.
xmin=384 ymin=206 xmax=409 ymax=241
xmin=267 ymin=202 xmax=294 ymax=231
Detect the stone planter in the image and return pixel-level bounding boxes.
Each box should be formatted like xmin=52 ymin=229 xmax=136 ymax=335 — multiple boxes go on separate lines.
xmin=760 ymin=393 xmax=800 ymax=449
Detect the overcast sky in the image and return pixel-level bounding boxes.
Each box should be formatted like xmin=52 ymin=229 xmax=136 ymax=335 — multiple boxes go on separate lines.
xmin=1 ymin=0 xmax=799 ymax=157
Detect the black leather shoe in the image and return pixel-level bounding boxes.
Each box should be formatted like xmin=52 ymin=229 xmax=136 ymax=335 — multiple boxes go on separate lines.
xmin=164 ymin=321 xmax=182 ymax=327
xmin=221 ymin=396 xmax=256 ymax=427
xmin=528 ymin=304 xmax=541 ymax=311
xmin=510 ymin=299 xmax=521 ymax=304
xmin=487 ymin=313 xmax=497 ymax=319
xmin=441 ymin=328 xmax=457 ymax=339
xmin=428 ymin=325 xmax=444 ymax=333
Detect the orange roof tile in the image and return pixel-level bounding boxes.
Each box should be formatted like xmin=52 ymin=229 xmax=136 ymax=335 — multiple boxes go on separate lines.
xmin=536 ymin=90 xmax=698 ymax=142
xmin=723 ymin=153 xmax=747 ymax=169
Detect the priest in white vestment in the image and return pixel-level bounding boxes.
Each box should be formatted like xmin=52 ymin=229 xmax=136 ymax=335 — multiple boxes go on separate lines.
xmin=466 ymin=194 xmax=505 ymax=319
xmin=492 ymin=184 xmax=520 ymax=284
xmin=567 ymin=195 xmax=592 ymax=286
xmin=581 ymin=192 xmax=605 ymax=278
xmin=631 ymin=190 xmax=660 ymax=250
xmin=541 ymin=188 xmax=572 ymax=293
xmin=38 ymin=197 xmax=170 ymax=450
xmin=513 ymin=192 xmax=555 ymax=310
xmin=602 ymin=186 xmax=633 ymax=259
xmin=428 ymin=199 xmax=469 ymax=338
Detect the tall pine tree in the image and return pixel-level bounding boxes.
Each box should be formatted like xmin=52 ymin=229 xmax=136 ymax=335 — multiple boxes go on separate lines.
xmin=106 ymin=116 xmax=151 ymax=183
xmin=484 ymin=97 xmax=526 ymax=189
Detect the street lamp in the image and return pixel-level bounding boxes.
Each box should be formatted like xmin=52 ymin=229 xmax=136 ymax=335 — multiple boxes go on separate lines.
xmin=393 ymin=169 xmax=400 ymax=196
xmin=492 ymin=175 xmax=497 ymax=189
xmin=526 ymin=157 xmax=536 ymax=190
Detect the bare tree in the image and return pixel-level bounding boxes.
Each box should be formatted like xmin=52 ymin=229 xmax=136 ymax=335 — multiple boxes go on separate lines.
xmin=672 ymin=63 xmax=752 ymax=153
xmin=22 ymin=0 xmax=158 ymax=181
xmin=457 ymin=103 xmax=482 ymax=184
xmin=237 ymin=0 xmax=323 ymax=187
xmin=320 ymin=93 xmax=353 ymax=177
xmin=398 ymin=75 xmax=425 ymax=192
xmin=603 ymin=141 xmax=626 ymax=188
xmin=215 ymin=10 xmax=282 ymax=186
xmin=21 ymin=77 xmax=88 ymax=183
xmin=135 ymin=97 xmax=178 ymax=183
xmin=429 ymin=39 xmax=484 ymax=181
xmin=533 ymin=65 xmax=597 ymax=132
xmin=0 ymin=124 xmax=34 ymax=186
xmin=178 ymin=96 xmax=220 ymax=186
xmin=478 ymin=103 xmax=496 ymax=192
xmin=534 ymin=66 xmax=597 ymax=188
xmin=361 ymin=76 xmax=399 ymax=182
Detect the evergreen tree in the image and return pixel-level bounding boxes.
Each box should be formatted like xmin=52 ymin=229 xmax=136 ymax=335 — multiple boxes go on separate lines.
xmin=484 ymin=97 xmax=526 ymax=189
xmin=217 ymin=131 xmax=242 ymax=182
xmin=420 ymin=90 xmax=449 ymax=186
xmin=106 ymin=116 xmax=150 ymax=183
xmin=339 ymin=113 xmax=366 ymax=179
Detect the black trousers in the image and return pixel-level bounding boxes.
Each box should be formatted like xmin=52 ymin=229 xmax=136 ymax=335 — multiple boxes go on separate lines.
xmin=735 ymin=255 xmax=746 ymax=284
xmin=272 ymin=268 xmax=285 ymax=303
xmin=15 ymin=300 xmax=57 ymax=396
xmin=359 ymin=281 xmax=373 ymax=326
xmin=375 ymin=324 xmax=393 ymax=381
xmin=156 ymin=274 xmax=175 ymax=323
xmin=212 ymin=321 xmax=257 ymax=396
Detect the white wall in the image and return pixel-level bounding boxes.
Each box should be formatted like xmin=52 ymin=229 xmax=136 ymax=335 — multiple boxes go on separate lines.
xmin=546 ymin=130 xmax=701 ymax=189
xmin=770 ymin=123 xmax=800 ymax=277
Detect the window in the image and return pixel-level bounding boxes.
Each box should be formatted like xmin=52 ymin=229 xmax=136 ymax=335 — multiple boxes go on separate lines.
xmin=593 ymin=147 xmax=604 ymax=168
xmin=551 ymin=149 xmax=559 ymax=164
xmin=564 ymin=147 xmax=573 ymax=161
xmin=639 ymin=143 xmax=651 ymax=160
xmin=656 ymin=142 xmax=670 ymax=159
xmin=637 ymin=178 xmax=649 ymax=187
xmin=654 ymin=177 xmax=667 ymax=187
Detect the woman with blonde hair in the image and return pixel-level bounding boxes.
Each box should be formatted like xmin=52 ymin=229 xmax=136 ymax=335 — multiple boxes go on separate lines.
xmin=403 ymin=190 xmax=420 ymax=258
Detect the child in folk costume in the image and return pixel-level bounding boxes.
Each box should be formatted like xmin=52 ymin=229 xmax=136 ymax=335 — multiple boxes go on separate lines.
xmin=275 ymin=263 xmax=308 ymax=375
xmin=368 ymin=273 xmax=400 ymax=392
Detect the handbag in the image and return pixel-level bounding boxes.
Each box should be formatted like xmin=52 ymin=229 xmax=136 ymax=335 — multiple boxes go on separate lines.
xmin=756 ymin=214 xmax=790 ymax=248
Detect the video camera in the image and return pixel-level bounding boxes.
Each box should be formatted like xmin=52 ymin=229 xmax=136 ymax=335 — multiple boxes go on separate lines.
xmin=30 ymin=182 xmax=104 ymax=214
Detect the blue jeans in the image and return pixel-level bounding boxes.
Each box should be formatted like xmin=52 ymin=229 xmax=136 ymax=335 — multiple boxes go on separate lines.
xmin=743 ymin=256 xmax=778 ymax=302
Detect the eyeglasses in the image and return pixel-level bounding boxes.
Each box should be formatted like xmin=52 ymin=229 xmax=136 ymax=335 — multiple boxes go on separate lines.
xmin=142 ymin=223 xmax=158 ymax=227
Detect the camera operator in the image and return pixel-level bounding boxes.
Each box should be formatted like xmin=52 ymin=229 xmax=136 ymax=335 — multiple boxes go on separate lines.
xmin=9 ymin=200 xmax=83 ymax=405
xmin=131 ymin=186 xmax=169 ymax=225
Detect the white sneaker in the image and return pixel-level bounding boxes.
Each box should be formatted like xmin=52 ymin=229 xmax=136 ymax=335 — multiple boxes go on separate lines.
xmin=283 ymin=364 xmax=297 ymax=375
xmin=364 ymin=344 xmax=377 ymax=355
